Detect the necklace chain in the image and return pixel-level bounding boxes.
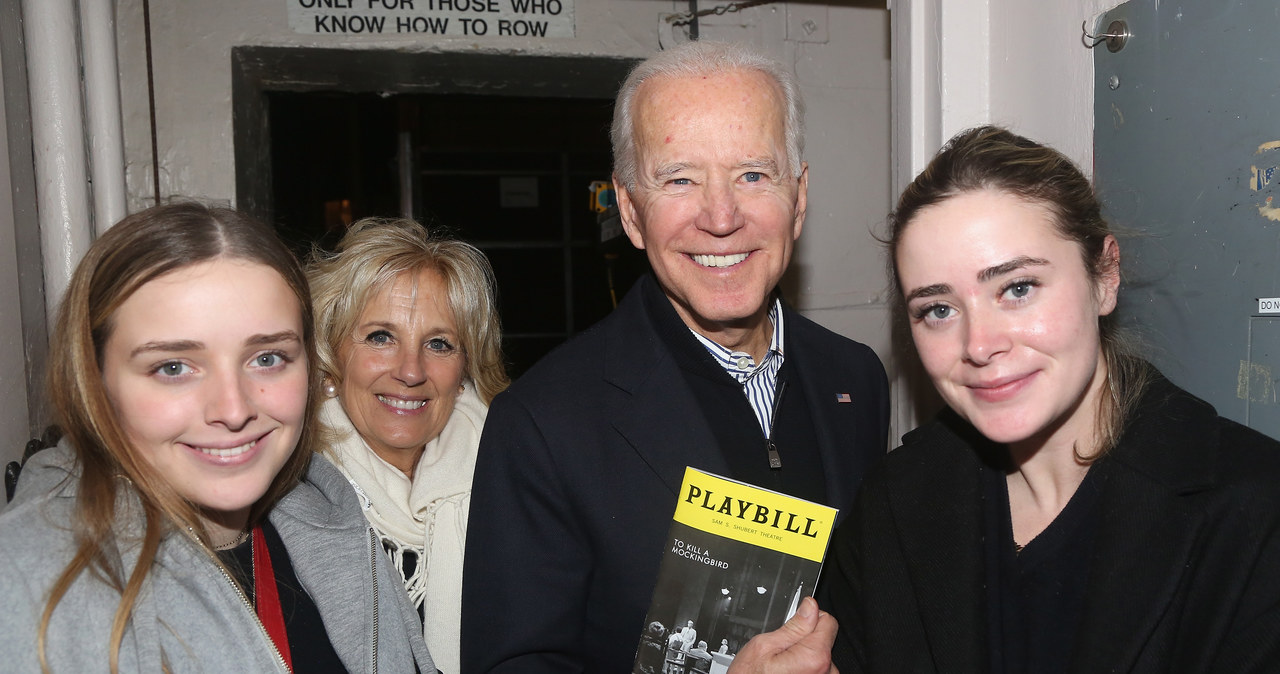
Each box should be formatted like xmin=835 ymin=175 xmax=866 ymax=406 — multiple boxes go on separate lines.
xmin=215 ymin=529 xmax=251 ymax=551
xmin=188 ymin=526 xmax=251 ymax=551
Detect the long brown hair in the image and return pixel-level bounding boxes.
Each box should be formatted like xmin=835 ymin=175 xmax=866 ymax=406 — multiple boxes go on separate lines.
xmin=41 ymin=202 xmax=320 ymax=672
xmin=888 ymin=126 xmax=1152 ymax=458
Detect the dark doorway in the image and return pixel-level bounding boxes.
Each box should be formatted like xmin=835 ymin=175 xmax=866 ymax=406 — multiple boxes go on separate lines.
xmin=269 ymin=91 xmax=647 ymax=376
xmin=235 ymin=48 xmax=647 ymax=377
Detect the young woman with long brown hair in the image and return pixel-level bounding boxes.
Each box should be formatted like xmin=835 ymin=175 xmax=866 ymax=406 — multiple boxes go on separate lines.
xmin=824 ymin=126 xmax=1280 ymax=673
xmin=0 ymin=203 xmax=434 ymax=673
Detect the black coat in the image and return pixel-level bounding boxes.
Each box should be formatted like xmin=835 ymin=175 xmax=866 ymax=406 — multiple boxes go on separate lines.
xmin=461 ymin=275 xmax=890 ymax=673
xmin=824 ymin=373 xmax=1280 ymax=673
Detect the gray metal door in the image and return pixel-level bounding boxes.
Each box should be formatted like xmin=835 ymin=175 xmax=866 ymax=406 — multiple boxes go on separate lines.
xmin=1093 ymin=0 xmax=1280 ymax=440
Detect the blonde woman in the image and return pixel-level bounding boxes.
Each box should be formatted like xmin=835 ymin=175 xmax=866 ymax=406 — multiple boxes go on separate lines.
xmin=308 ymin=218 xmax=508 ymax=674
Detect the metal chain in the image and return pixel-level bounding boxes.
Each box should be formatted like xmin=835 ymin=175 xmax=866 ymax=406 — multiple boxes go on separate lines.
xmin=665 ymin=0 xmax=777 ymax=26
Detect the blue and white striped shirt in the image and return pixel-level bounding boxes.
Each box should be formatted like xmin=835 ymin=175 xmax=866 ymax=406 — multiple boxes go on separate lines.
xmin=690 ymin=300 xmax=786 ymax=438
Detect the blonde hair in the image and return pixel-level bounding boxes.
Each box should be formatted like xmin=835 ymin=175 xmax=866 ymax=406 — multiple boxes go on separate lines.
xmin=41 ymin=202 xmax=319 ymax=672
xmin=307 ymin=217 xmax=509 ymax=404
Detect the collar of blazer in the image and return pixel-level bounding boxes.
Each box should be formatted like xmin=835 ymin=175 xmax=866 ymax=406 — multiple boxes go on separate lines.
xmin=603 ymin=275 xmax=730 ymax=497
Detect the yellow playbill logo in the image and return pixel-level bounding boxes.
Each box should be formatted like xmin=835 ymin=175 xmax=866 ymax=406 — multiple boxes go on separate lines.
xmin=671 ymin=467 xmax=836 ymax=563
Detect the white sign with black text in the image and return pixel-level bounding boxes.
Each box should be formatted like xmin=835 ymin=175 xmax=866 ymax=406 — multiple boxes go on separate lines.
xmin=287 ymin=0 xmax=574 ymax=38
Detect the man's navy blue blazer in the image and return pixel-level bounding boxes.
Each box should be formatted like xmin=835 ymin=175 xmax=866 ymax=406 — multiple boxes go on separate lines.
xmin=461 ymin=275 xmax=890 ymax=673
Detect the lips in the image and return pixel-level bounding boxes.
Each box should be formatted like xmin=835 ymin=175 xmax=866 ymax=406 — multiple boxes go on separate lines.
xmin=193 ymin=440 xmax=256 ymax=458
xmin=377 ymin=394 xmax=427 ymax=411
xmin=185 ymin=433 xmax=266 ymax=464
xmin=691 ymin=252 xmax=748 ymax=268
xmin=966 ymin=372 xmax=1036 ymax=403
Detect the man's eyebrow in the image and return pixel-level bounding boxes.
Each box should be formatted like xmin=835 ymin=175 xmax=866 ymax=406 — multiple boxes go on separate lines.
xmin=653 ymin=162 xmax=695 ymax=181
xmin=738 ymin=158 xmax=780 ymax=173
xmin=903 ymin=283 xmax=951 ymax=304
xmin=977 ymin=256 xmax=1050 ymax=282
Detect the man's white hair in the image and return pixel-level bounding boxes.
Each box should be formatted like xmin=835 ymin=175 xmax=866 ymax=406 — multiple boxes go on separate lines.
xmin=610 ymin=41 xmax=805 ymax=191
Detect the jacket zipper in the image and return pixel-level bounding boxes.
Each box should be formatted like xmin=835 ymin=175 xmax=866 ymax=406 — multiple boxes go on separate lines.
xmin=369 ymin=528 xmax=381 ymax=671
xmin=215 ymin=563 xmax=290 ymax=672
xmin=765 ymin=377 xmax=788 ymax=469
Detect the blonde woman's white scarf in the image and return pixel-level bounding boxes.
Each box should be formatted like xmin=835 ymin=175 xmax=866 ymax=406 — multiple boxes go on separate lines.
xmin=320 ymin=385 xmax=486 ymax=674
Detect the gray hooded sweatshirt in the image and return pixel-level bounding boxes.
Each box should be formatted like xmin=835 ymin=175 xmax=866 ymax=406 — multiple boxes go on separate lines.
xmin=0 ymin=444 xmax=436 ymax=673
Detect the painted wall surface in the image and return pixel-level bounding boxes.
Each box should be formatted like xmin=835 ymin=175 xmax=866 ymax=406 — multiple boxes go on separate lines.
xmin=986 ymin=0 xmax=1120 ymax=171
xmin=917 ymin=0 xmax=1120 ymax=173
xmin=0 ymin=45 xmax=31 ymax=466
xmin=111 ymin=1 xmax=895 ymax=359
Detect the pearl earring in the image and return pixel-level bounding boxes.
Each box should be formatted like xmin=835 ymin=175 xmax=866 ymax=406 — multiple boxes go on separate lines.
xmin=324 ymin=381 xmax=338 ymax=398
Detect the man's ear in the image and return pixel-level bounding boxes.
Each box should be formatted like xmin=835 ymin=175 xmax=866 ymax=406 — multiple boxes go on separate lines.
xmin=615 ymin=175 xmax=647 ymax=250
xmin=1096 ymin=234 xmax=1121 ymax=316
xmin=792 ymin=162 xmax=809 ymax=240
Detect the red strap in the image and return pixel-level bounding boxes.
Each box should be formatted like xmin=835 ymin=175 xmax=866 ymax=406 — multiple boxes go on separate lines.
xmin=252 ymin=525 xmax=293 ymax=672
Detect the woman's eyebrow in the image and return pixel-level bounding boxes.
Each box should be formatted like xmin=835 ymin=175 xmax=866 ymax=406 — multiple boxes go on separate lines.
xmin=904 ymin=283 xmax=950 ymax=304
xmin=977 ymin=256 xmax=1049 ymax=283
xmin=129 ymin=340 xmax=202 ymax=358
xmin=246 ymin=330 xmax=302 ymax=347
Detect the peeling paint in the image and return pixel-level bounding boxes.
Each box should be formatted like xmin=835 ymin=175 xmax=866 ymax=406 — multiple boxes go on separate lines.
xmin=1237 ymin=360 xmax=1275 ymax=403
xmin=1252 ymin=165 xmax=1278 ymax=190
xmin=1257 ymin=196 xmax=1280 ymax=222
xmin=1110 ymin=103 xmax=1124 ymax=129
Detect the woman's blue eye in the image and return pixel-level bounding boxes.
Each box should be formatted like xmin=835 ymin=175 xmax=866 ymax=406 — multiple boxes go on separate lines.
xmin=426 ymin=337 xmax=456 ymax=353
xmin=1007 ymin=282 xmax=1033 ymax=299
xmin=158 ymin=362 xmax=188 ymax=377
xmin=255 ymin=353 xmax=284 ymax=368
xmin=366 ymin=330 xmax=392 ymax=345
xmin=912 ymin=303 xmax=954 ymax=323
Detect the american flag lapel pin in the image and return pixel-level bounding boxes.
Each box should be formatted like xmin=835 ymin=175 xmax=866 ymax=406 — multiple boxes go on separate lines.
xmin=836 ymin=393 xmax=852 ymax=403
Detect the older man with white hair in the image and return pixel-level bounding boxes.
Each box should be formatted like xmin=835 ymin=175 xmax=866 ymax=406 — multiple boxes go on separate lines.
xmin=462 ymin=40 xmax=889 ymax=673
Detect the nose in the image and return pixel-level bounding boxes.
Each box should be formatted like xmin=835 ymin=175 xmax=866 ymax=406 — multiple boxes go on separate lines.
xmin=696 ymin=179 xmax=744 ymax=236
xmin=961 ymin=308 xmax=1012 ymax=366
xmin=206 ymin=369 xmax=257 ymax=431
xmin=392 ymin=346 xmax=428 ymax=387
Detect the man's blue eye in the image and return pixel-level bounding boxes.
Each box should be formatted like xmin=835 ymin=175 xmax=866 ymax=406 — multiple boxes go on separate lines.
xmin=743 ymin=172 xmax=762 ymax=182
